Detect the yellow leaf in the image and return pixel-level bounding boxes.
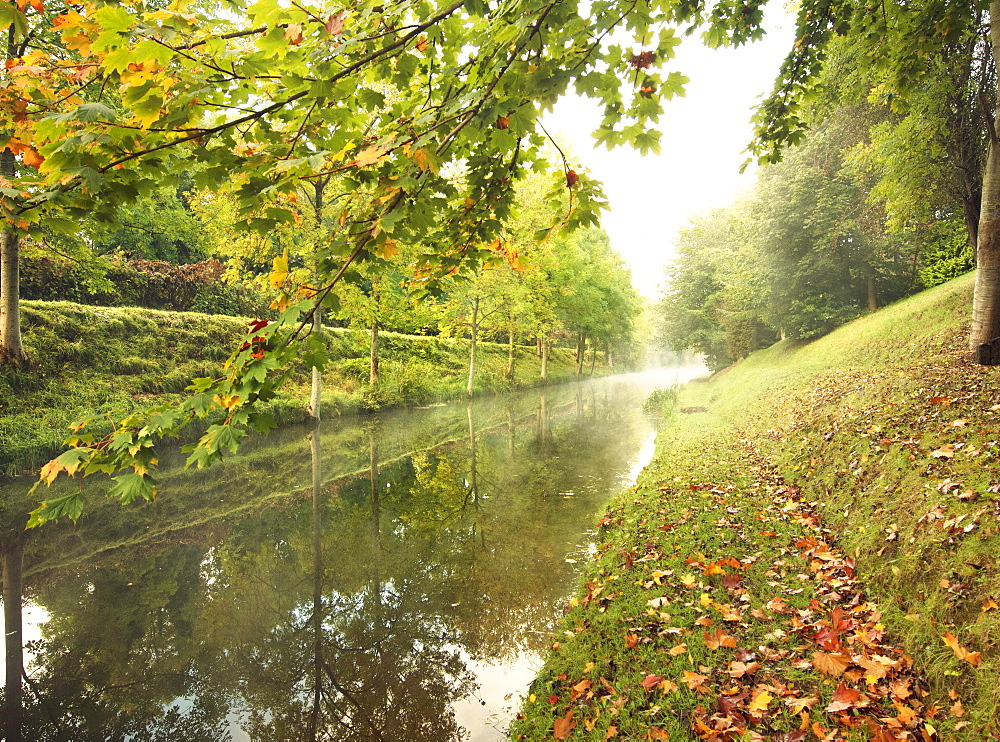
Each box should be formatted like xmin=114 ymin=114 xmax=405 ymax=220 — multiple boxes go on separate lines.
xmin=39 ymin=459 xmax=63 ymax=486
xmin=748 ymin=690 xmax=773 ymax=713
xmin=376 ymin=238 xmax=398 ymax=260
xmin=270 ymin=251 xmax=289 ymax=288
xmin=352 ymin=146 xmax=387 ymax=167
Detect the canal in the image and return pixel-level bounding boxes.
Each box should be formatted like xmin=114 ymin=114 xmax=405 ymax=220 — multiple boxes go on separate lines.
xmin=0 ymin=367 xmax=703 ymax=741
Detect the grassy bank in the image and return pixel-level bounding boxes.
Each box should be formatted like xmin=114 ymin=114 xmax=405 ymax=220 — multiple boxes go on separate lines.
xmin=0 ymin=301 xmax=596 ymax=477
xmin=512 ymin=272 xmax=1000 ymax=739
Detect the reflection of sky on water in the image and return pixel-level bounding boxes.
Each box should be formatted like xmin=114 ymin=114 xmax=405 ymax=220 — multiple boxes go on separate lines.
xmin=0 ymin=366 xmax=706 ymax=740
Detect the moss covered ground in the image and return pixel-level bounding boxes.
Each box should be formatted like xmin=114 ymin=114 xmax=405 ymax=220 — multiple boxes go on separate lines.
xmin=0 ymin=301 xmax=591 ymax=476
xmin=511 ymin=272 xmax=1000 ymax=740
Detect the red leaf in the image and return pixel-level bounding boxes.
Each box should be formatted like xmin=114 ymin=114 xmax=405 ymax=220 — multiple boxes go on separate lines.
xmin=641 ymin=674 xmax=663 ymax=691
xmin=565 ymin=169 xmax=578 ymax=188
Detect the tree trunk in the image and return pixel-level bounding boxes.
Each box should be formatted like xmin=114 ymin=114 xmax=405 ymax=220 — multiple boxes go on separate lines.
xmin=506 ymin=331 xmax=515 ymax=381
xmin=3 ymin=535 xmax=25 ymax=742
xmin=866 ymin=273 xmax=878 ymax=312
xmin=0 ymin=149 xmax=25 ymax=366
xmin=309 ymin=305 xmax=322 ymax=420
xmin=589 ymin=342 xmax=597 ymax=376
xmin=369 ymin=320 xmax=379 ymax=390
xmin=971 ymin=1 xmax=1000 ymax=360
xmin=540 ymin=336 xmax=548 ymax=382
xmin=536 ymin=336 xmax=542 ymax=358
xmin=308 ymin=177 xmax=328 ymax=420
xmin=466 ymin=297 xmax=479 ymax=397
xmin=576 ymin=333 xmax=585 ymax=377
xmin=963 ymin=193 xmax=980 ymax=252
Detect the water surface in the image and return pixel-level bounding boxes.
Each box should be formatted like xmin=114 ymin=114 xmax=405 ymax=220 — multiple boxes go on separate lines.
xmin=1 ymin=368 xmax=703 ymax=740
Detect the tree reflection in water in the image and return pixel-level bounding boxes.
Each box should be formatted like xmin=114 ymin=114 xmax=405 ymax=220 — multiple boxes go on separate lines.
xmin=0 ymin=371 xmax=687 ymax=740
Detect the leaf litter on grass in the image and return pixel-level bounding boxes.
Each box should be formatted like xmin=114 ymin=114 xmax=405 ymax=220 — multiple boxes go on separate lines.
xmin=512 ymin=432 xmax=961 ymax=741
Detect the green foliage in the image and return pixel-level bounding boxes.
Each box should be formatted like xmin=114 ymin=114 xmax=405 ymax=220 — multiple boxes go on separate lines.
xmin=641 ymin=386 xmax=677 ymax=415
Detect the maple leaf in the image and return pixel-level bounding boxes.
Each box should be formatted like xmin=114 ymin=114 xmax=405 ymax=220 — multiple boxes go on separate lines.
xmin=647 ymin=727 xmax=669 ymax=740
xmin=352 ymin=146 xmax=387 ymax=167
xmin=668 ymin=643 xmax=687 ymax=656
xmin=728 ymin=660 xmax=760 ymax=678
xmin=825 ymin=682 xmax=868 ymax=713
xmin=21 ymin=146 xmax=43 ymax=169
xmin=748 ymin=689 xmax=773 ymax=714
xmin=284 ymin=22 xmax=304 ymax=44
xmin=942 ymin=632 xmax=982 ymax=666
xmin=324 ymin=10 xmax=347 ymax=34
xmin=704 ymin=628 xmax=737 ymax=650
xmin=682 ymin=671 xmax=708 ymax=690
xmin=811 ymin=651 xmax=851 ymax=677
xmin=553 ymin=710 xmax=576 ymax=739
xmin=641 ymin=674 xmax=664 ymax=691
xmin=629 ymin=50 xmax=655 ymax=69
xmin=625 ymin=634 xmax=639 ymax=648
xmin=496 ymin=115 xmax=510 ymax=129
xmin=565 ymin=169 xmax=579 ymax=188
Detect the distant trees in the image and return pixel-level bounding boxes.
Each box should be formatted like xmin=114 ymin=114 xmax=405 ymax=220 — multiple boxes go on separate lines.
xmin=660 ymin=3 xmax=997 ymax=369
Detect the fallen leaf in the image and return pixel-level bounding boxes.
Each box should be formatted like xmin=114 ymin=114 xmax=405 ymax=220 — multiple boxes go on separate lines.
xmin=641 ymin=674 xmax=664 ymax=691
xmin=811 ymin=651 xmax=851 ymax=677
xmin=825 ymin=682 xmax=868 ymax=713
xmin=942 ymin=631 xmax=982 ymax=666
xmin=647 ymin=726 xmax=669 ymax=740
xmin=682 ymin=671 xmax=708 ymax=690
xmin=553 ymin=709 xmax=576 ymax=739
xmin=704 ymin=628 xmax=737 ymax=650
xmin=748 ymin=689 xmax=773 ymax=713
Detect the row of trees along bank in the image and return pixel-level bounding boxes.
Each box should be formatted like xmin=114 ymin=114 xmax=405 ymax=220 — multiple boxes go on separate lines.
xmin=659 ymin=8 xmax=996 ymax=370
xmin=4 ymin=1 xmax=1000 ymax=528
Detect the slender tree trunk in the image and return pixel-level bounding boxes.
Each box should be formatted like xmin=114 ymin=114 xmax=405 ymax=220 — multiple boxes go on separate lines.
xmin=3 ymin=535 xmax=25 ymax=742
xmin=308 ymin=426 xmax=323 ymax=740
xmin=308 ymin=178 xmax=328 ymax=419
xmin=589 ymin=342 xmax=597 ymax=376
xmin=866 ymin=273 xmax=878 ymax=312
xmin=506 ymin=331 xmax=515 ymax=381
xmin=576 ymin=334 xmax=585 ymax=376
xmin=540 ymin=336 xmax=548 ymax=382
xmin=608 ymin=348 xmax=614 ymax=369
xmin=963 ymin=194 xmax=981 ymax=252
xmin=466 ymin=403 xmax=478 ymax=503
xmin=971 ymin=1 xmax=1000 ymax=360
xmin=369 ymin=320 xmax=379 ymax=390
xmin=309 ymin=306 xmax=322 ymax=420
xmin=535 ymin=336 xmax=542 ymax=358
xmin=466 ymin=297 xmax=479 ymax=397
xmin=0 ymin=149 xmax=25 ymax=366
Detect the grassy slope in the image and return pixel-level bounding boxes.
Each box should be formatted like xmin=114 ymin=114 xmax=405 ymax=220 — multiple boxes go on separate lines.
xmin=512 ymin=272 xmax=1000 ymax=739
xmin=0 ymin=300 xmax=588 ymax=476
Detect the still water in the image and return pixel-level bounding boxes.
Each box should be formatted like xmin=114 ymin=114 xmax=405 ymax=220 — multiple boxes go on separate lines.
xmin=1 ymin=367 xmax=703 ymax=741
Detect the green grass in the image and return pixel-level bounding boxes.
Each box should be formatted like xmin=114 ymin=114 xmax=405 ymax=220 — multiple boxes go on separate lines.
xmin=512 ymin=272 xmax=1000 ymax=739
xmin=0 ymin=301 xmax=598 ymax=477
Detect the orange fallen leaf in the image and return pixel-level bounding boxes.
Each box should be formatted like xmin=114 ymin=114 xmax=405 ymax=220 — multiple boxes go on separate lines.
xmin=704 ymin=628 xmax=737 ymax=650
xmin=682 ymin=671 xmax=708 ymax=690
xmin=553 ymin=709 xmax=576 ymax=739
xmin=811 ymin=651 xmax=851 ymax=677
xmin=942 ymin=631 xmax=982 ymax=666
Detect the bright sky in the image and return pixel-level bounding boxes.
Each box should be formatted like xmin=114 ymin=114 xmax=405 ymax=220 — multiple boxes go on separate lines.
xmin=542 ymin=3 xmax=796 ymax=299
